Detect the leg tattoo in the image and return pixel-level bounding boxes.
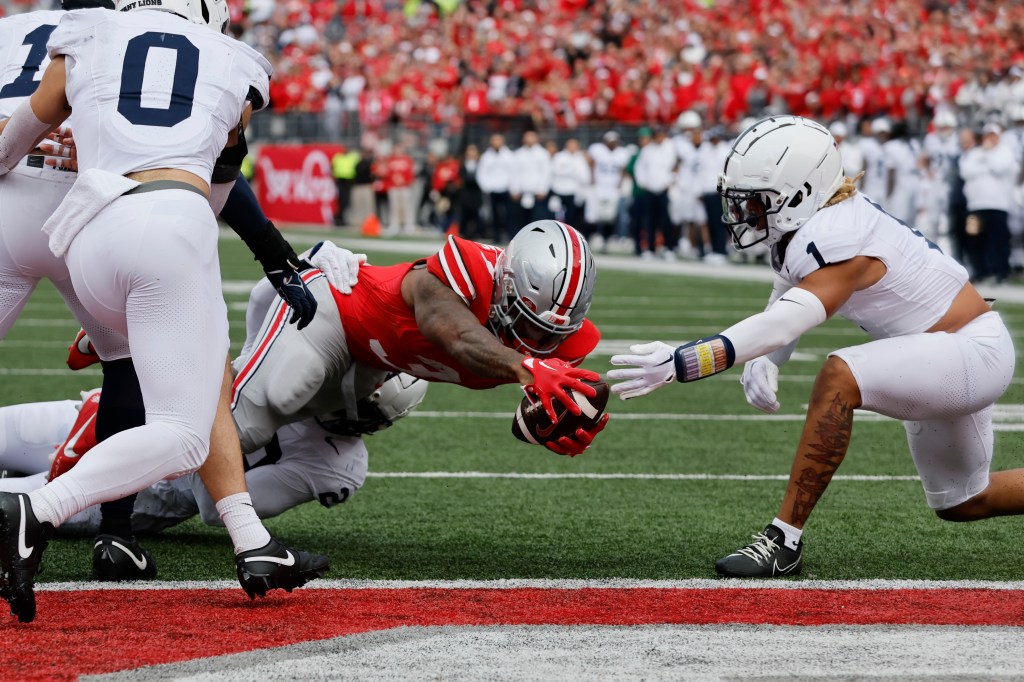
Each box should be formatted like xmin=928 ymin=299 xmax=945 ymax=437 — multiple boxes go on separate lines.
xmin=790 ymin=392 xmax=854 ymax=525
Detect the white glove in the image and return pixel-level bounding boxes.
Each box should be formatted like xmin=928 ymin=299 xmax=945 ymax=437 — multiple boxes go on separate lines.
xmin=741 ymin=356 xmax=780 ymax=414
xmin=608 ymin=341 xmax=677 ymax=400
xmin=307 ymin=240 xmax=367 ymax=295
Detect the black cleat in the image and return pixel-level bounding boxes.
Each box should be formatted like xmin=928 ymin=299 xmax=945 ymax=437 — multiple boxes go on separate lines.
xmin=92 ymin=534 xmax=157 ymax=581
xmin=235 ymin=537 xmax=329 ymax=599
xmin=0 ymin=493 xmax=54 ymax=623
xmin=715 ymin=524 xmax=802 ymax=578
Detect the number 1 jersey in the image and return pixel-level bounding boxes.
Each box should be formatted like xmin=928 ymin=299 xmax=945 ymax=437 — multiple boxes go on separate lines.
xmin=47 ymin=8 xmax=271 ymax=182
xmin=0 ymin=10 xmax=64 ymax=119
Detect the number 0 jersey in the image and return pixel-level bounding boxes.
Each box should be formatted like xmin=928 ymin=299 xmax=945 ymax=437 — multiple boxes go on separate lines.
xmin=0 ymin=10 xmax=64 ymax=120
xmin=47 ymin=8 xmax=271 ymax=182
xmin=331 ymin=236 xmax=601 ymax=389
xmin=775 ymin=192 xmax=969 ymax=339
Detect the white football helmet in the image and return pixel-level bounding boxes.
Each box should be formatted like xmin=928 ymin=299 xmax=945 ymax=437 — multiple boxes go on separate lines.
xmin=933 ymin=109 xmax=957 ymax=130
xmin=676 ymin=110 xmax=702 ymax=131
xmin=490 ymin=220 xmax=595 ymax=356
xmin=316 ymin=373 xmax=428 ymax=437
xmin=718 ymin=115 xmax=843 ymax=250
xmin=116 ymin=0 xmax=229 ymax=32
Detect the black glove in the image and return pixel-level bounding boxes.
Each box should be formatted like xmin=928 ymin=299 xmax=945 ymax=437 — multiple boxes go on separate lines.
xmin=265 ymin=258 xmax=318 ymax=330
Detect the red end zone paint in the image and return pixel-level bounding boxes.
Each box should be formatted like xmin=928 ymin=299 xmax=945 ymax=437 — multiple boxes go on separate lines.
xmin=2 ymin=587 xmax=1022 ymax=680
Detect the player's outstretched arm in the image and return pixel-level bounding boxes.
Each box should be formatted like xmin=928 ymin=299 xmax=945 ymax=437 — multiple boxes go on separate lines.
xmin=406 ymin=270 xmax=600 ymax=420
xmin=406 ymin=270 xmax=529 ymax=384
xmin=220 ymin=174 xmax=318 ymax=329
xmin=608 ymin=257 xmax=878 ymax=400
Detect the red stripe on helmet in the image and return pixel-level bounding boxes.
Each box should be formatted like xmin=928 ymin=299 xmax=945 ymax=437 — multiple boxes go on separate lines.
xmin=554 ymin=222 xmax=584 ymax=317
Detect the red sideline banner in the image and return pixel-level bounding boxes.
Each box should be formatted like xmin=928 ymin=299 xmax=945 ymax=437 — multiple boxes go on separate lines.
xmin=255 ymin=144 xmax=343 ymax=225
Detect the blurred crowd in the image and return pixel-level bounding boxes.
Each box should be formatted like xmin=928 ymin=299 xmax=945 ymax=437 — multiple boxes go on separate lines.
xmin=5 ymin=0 xmax=1024 ymax=281
xmin=217 ymin=0 xmax=1024 ymax=134
xmin=337 ymin=108 xmax=1024 ymax=284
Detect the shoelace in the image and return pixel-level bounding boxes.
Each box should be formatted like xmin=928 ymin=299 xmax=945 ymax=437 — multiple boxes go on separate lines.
xmin=734 ymin=531 xmax=779 ymax=566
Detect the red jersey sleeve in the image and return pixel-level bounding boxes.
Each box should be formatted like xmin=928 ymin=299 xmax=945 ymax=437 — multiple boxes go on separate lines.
xmin=551 ymin=319 xmax=600 ymax=366
xmin=425 ymin=236 xmax=502 ymax=322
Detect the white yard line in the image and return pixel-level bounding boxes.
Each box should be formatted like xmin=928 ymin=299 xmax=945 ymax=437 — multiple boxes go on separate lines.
xmin=38 ymin=577 xmax=1024 ymax=591
xmin=365 ymin=471 xmax=918 ymax=482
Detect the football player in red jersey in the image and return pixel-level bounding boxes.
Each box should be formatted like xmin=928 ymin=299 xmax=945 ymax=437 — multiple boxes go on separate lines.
xmin=232 ymin=220 xmax=608 ymax=458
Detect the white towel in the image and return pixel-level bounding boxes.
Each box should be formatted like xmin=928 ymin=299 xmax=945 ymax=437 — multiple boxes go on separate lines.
xmin=43 ymin=168 xmax=140 ymax=257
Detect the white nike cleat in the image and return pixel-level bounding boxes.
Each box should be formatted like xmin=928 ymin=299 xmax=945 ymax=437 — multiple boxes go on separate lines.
xmin=92 ymin=534 xmax=157 ymax=582
xmin=234 ymin=537 xmax=329 ymax=599
xmin=0 ymin=492 xmax=54 ymax=623
xmin=715 ymin=524 xmax=803 ymax=578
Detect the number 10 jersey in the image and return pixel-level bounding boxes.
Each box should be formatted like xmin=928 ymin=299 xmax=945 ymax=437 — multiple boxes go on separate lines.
xmin=47 ymin=8 xmax=271 ymax=183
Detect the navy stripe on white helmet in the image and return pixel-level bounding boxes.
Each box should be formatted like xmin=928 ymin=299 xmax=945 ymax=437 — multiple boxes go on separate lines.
xmin=718 ymin=115 xmax=844 ymax=249
xmin=316 ymin=373 xmax=427 ymax=437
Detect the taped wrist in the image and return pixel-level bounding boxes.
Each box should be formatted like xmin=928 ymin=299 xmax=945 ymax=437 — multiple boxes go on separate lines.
xmin=243 ymin=221 xmax=300 ymax=273
xmin=0 ymin=100 xmax=53 ymax=174
xmin=673 ymin=335 xmax=736 ymax=382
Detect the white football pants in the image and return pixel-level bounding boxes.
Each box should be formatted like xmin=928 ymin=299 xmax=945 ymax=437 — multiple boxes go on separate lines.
xmin=0 ymin=163 xmax=130 ymax=358
xmin=29 ymin=189 xmax=228 ymax=526
xmin=831 ymin=311 xmax=1015 ymax=510
xmin=0 ymin=399 xmax=367 ymax=535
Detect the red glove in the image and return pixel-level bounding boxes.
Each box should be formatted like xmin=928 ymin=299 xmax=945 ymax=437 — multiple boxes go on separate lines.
xmin=546 ymin=414 xmax=610 ymax=457
xmin=521 ymin=356 xmax=600 ymax=423
xmin=67 ymin=329 xmax=99 ymax=371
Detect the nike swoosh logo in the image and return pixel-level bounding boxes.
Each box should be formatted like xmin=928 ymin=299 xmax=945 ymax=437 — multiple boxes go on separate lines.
xmin=777 ymin=297 xmax=805 ymax=306
xmin=98 ymin=539 xmax=148 ymax=570
xmin=773 ymin=557 xmax=800 ymax=574
xmin=17 ymin=496 xmax=33 ymax=559
xmin=63 ymin=414 xmax=97 ymax=460
xmin=535 ymin=420 xmax=558 ymax=438
xmin=244 ymin=550 xmax=295 ymax=566
xmin=324 ymin=437 xmax=341 ymax=456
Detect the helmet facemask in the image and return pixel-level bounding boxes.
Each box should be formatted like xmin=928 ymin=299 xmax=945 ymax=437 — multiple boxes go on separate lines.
xmin=719 ymin=116 xmax=845 ymax=250
xmin=488 ymin=220 xmax=594 ymax=357
xmin=489 ymin=273 xmax=577 ymax=356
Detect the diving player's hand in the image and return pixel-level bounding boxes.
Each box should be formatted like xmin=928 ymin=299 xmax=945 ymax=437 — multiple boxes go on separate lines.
xmin=265 ymin=258 xmax=318 ymax=330
xmin=307 ymin=240 xmax=366 ymax=295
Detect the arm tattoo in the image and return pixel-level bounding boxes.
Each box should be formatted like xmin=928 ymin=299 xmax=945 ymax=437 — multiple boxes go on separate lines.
xmin=790 ymin=392 xmax=854 ymax=525
xmin=413 ymin=273 xmax=523 ymax=382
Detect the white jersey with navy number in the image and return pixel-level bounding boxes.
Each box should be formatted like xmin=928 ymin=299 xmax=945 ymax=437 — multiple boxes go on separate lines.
xmin=775 ymin=193 xmax=968 ymax=339
xmin=0 ymin=10 xmax=64 ymax=120
xmin=47 ymin=8 xmax=271 ymax=182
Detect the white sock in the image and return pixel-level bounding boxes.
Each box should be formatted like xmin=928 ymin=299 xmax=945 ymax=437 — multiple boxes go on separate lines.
xmin=771 ymin=517 xmax=803 ymax=550
xmin=216 ymin=492 xmax=271 ymax=554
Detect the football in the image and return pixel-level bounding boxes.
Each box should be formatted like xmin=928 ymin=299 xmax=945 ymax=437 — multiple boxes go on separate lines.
xmin=512 ymin=379 xmax=610 ymax=446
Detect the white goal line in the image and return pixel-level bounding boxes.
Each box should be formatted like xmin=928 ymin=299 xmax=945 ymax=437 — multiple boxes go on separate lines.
xmin=367 ymin=471 xmax=920 ymax=482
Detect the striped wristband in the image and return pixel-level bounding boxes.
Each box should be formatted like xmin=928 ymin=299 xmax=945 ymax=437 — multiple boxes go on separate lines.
xmin=673 ymin=335 xmax=736 ymax=383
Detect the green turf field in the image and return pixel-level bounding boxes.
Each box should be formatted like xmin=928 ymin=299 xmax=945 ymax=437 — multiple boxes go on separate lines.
xmin=3 ymin=232 xmax=1023 ymax=582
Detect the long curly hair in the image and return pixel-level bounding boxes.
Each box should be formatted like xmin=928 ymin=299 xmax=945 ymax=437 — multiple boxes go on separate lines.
xmin=823 ymin=171 xmax=865 ymax=208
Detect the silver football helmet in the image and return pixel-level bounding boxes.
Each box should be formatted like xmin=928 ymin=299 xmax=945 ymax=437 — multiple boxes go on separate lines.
xmin=718 ymin=115 xmax=843 ymax=249
xmin=116 ymin=0 xmax=229 ymax=32
xmin=489 ymin=220 xmax=595 ymax=356
xmin=316 ymin=373 xmax=427 ymax=437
